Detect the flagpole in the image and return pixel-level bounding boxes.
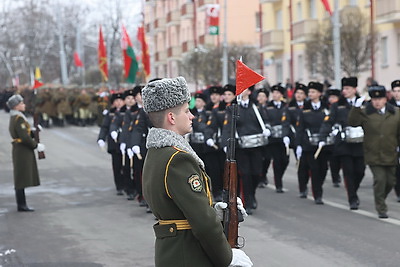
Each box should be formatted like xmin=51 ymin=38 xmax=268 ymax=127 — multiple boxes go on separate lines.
xmin=56 ymin=2 xmax=69 ymax=85
xmin=222 ymin=0 xmax=228 ymax=85
xmin=333 ymin=0 xmax=341 ymax=88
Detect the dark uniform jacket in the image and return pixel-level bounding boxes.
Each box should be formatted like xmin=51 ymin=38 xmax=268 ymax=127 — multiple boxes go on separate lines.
xmin=190 ymin=108 xmax=214 ymax=154
xmin=98 ymin=107 xmax=120 ymax=153
xmin=320 ymin=96 xmax=364 ymax=157
xmin=130 ymin=107 xmax=152 ymax=154
xmin=143 ymin=129 xmax=232 ymax=267
xmin=9 ymin=113 xmax=40 ymax=189
xmin=262 ymin=101 xmax=290 ymax=144
xmin=287 ymin=100 xmax=304 ymax=147
xmin=348 ymin=103 xmax=400 ymax=166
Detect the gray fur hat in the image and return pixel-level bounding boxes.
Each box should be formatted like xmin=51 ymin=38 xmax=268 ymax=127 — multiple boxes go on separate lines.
xmin=142 ymin=76 xmax=191 ymax=113
xmin=6 ymin=94 xmax=24 ymax=109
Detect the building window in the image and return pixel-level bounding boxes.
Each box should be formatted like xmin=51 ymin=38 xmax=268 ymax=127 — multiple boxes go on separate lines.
xmin=276 ymin=10 xmax=282 ymax=29
xmin=296 ymin=2 xmax=302 ymax=21
xmin=298 ymin=55 xmax=304 ymax=81
xmin=309 ymin=0 xmax=316 ymax=19
xmin=255 ymin=11 xmax=261 ymax=32
xmin=381 ymin=36 xmax=388 ymax=67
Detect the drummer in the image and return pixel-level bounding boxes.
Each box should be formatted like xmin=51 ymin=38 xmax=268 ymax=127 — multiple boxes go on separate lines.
xmin=320 ymin=77 xmax=366 ymax=210
xmin=295 ymin=82 xmax=333 ymax=204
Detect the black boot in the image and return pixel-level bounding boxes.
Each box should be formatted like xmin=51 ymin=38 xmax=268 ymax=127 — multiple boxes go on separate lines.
xmin=15 ymin=189 xmax=34 ymax=212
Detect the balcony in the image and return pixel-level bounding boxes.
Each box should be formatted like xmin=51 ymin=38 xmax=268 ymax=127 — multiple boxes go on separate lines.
xmin=260 ymin=0 xmax=280 ymax=3
xmin=154 ymin=17 xmax=166 ymax=32
xmin=182 ymin=40 xmax=195 ymax=53
xmin=166 ymin=9 xmax=180 ymax=25
xmin=260 ymin=30 xmax=283 ymax=52
xmin=292 ymin=19 xmax=318 ymax=44
xmin=155 ymin=51 xmax=167 ymax=63
xmin=167 ymin=46 xmax=182 ymax=59
xmin=181 ymin=2 xmax=194 ymax=18
xmin=375 ymin=0 xmax=400 ymax=24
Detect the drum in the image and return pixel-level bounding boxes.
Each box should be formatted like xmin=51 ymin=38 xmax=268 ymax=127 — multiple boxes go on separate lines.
xmin=344 ymin=126 xmax=364 ymax=143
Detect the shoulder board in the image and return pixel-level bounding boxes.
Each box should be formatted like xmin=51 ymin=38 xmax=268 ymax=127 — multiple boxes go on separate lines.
xmin=303 ymin=110 xmax=311 ymax=113
xmin=338 ymin=106 xmax=346 ymax=109
xmin=288 ymin=107 xmax=296 ymax=110
xmin=267 ymin=107 xmax=275 ymax=110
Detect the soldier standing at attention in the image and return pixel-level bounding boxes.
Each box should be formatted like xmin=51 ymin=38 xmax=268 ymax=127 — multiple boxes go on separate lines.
xmin=348 ymin=85 xmax=400 ymax=218
xmin=142 ymin=77 xmax=252 ymax=267
xmin=388 ymin=79 xmax=400 ymax=202
xmin=7 ymin=95 xmax=45 ymax=211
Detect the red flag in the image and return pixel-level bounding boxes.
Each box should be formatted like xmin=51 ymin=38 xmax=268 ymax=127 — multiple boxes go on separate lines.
xmin=235 ymin=60 xmax=265 ymax=96
xmin=321 ymin=0 xmax=332 ymax=16
xmin=98 ymin=26 xmax=108 ymax=81
xmin=137 ymin=26 xmax=150 ymax=77
xmin=74 ymin=52 xmax=83 ymax=67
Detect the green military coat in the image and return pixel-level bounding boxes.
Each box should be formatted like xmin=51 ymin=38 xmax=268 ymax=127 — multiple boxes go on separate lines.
xmin=348 ymin=103 xmax=400 ymax=166
xmin=9 ymin=113 xmax=40 ymax=189
xmin=143 ymin=146 xmax=232 ymax=267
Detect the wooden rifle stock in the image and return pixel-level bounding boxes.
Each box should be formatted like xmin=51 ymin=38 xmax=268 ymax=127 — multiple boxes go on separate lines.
xmin=33 ymin=113 xmax=45 ymax=160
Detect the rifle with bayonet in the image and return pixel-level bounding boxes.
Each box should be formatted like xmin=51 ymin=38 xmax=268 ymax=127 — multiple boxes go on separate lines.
xmin=33 ymin=112 xmax=45 ymax=160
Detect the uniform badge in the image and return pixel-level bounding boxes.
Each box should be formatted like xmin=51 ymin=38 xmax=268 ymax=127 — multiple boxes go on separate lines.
xmin=188 ymin=174 xmax=203 ymax=193
xmin=324 ymin=116 xmax=329 ymax=121
xmin=21 ymin=124 xmax=26 ymax=129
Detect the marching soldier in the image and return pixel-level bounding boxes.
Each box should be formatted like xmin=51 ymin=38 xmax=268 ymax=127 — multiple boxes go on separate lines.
xmin=320 ymin=77 xmax=365 ymax=210
xmin=296 ymin=82 xmax=332 ymax=204
xmin=97 ymin=93 xmax=125 ymax=195
xmin=53 ymin=87 xmax=72 ymax=127
xmin=389 ymin=79 xmax=400 ymax=202
xmin=262 ymin=84 xmax=291 ymax=193
xmin=74 ymin=89 xmax=92 ymax=126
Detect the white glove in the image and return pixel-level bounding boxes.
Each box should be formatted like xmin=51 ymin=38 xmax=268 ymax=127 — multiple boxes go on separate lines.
xmin=354 ymin=96 xmax=365 ymax=108
xmin=127 ymin=148 xmax=134 ymax=159
xmin=206 ymin=138 xmax=215 ymax=147
xmin=110 ymin=131 xmax=118 ymax=142
xmin=97 ymin=139 xmax=106 ymax=147
xmin=120 ymin=143 xmax=126 ymax=153
xmin=262 ymin=129 xmax=271 ymax=137
xmin=318 ymin=141 xmax=326 ymax=148
xmin=37 ymin=124 xmax=43 ymax=131
xmin=229 ymin=249 xmax=253 ymax=267
xmin=214 ymin=197 xmax=248 ymax=221
xmin=132 ymin=145 xmax=140 ymax=155
xmin=236 ymin=197 xmax=248 ymax=218
xmin=37 ymin=143 xmax=45 ymax=152
xmin=223 ymin=147 xmax=227 ymax=153
xmin=296 ymin=146 xmax=302 ymax=159
xmin=331 ymin=129 xmax=339 ymax=136
xmin=283 ymin=136 xmax=290 ymax=146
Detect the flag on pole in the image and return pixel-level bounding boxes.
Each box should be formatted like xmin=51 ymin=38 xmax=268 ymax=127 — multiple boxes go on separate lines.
xmin=206 ymin=4 xmax=220 ymax=35
xmin=321 ymin=0 xmax=332 ymax=16
xmin=33 ymin=67 xmax=44 ymax=89
xmin=137 ymin=26 xmax=150 ymax=77
xmin=235 ymin=60 xmax=265 ymax=96
xmin=74 ymin=52 xmax=84 ymax=67
xmin=121 ymin=25 xmax=139 ymax=84
xmin=98 ymin=26 xmax=108 ymax=81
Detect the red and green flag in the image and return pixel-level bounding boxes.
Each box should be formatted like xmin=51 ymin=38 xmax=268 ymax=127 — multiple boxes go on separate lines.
xmin=98 ymin=26 xmax=108 ymax=81
xmin=206 ymin=4 xmax=220 ymax=35
xmin=122 ymin=25 xmax=138 ymax=84
xmin=137 ymin=26 xmax=150 ymax=78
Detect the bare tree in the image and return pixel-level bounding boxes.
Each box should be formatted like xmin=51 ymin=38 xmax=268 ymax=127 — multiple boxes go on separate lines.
xmin=305 ymin=5 xmax=374 ymax=80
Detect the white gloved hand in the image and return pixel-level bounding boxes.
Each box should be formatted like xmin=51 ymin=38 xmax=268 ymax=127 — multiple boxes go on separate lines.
xmin=318 ymin=141 xmax=326 ymax=148
xmin=127 ymin=148 xmax=134 ymax=159
xmin=223 ymin=147 xmax=227 ymax=153
xmin=283 ymin=136 xmax=290 ymax=146
xmin=229 ymin=249 xmax=253 ymax=267
xmin=354 ymin=96 xmax=365 ymax=108
xmin=236 ymin=197 xmax=248 ymax=218
xmin=120 ymin=143 xmax=126 ymax=153
xmin=97 ymin=139 xmax=106 ymax=147
xmin=214 ymin=202 xmax=228 ymax=221
xmin=110 ymin=131 xmax=118 ymax=142
xmin=296 ymin=146 xmax=302 ymax=159
xmin=331 ymin=129 xmax=339 ymax=136
xmin=262 ymin=129 xmax=271 ymax=137
xmin=206 ymin=138 xmax=215 ymax=147
xmin=132 ymin=145 xmax=140 ymax=155
xmin=37 ymin=143 xmax=45 ymax=152
xmin=37 ymin=124 xmax=43 ymax=131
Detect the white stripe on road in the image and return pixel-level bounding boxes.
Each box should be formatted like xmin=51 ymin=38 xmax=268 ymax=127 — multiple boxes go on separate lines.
xmin=265 ymin=184 xmax=400 ymax=226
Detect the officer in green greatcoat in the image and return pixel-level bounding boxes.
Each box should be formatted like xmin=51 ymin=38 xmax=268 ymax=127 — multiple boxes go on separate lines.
xmin=142 ymin=77 xmax=252 ymax=267
xmin=7 ymin=95 xmax=45 ymax=212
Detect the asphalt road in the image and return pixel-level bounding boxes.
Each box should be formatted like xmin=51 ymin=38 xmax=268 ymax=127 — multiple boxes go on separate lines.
xmin=1 ymin=110 xmax=400 ymax=267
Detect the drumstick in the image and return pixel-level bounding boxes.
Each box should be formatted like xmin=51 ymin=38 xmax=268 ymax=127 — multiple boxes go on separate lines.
xmin=130 ymin=157 xmax=133 ymax=168
xmin=314 ymin=146 xmax=323 ymax=159
xmin=122 ymin=153 xmax=125 ymax=166
xmin=136 ymin=153 xmax=143 ymax=160
xmin=213 ymin=144 xmax=219 ymax=150
xmin=285 ymin=145 xmax=290 ymax=156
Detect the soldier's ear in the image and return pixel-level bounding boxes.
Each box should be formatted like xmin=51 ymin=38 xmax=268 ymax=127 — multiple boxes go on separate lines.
xmin=167 ymin=111 xmax=176 ymax=125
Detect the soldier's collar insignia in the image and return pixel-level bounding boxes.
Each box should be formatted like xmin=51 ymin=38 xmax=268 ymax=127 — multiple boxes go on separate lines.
xmin=188 ymin=174 xmax=202 ymax=193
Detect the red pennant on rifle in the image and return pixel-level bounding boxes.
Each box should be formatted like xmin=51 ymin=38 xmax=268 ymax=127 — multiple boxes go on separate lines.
xmin=235 ymin=60 xmax=265 ymax=96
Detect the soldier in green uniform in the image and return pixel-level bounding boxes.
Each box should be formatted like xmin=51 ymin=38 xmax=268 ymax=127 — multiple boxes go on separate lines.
xmin=7 ymin=95 xmax=45 ymax=212
xmin=142 ymin=77 xmax=252 ymax=267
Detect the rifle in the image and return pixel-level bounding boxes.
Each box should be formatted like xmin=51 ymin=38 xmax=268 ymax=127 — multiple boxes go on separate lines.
xmin=222 ymin=102 xmax=244 ymax=248
xmin=33 ymin=113 xmax=45 ymax=160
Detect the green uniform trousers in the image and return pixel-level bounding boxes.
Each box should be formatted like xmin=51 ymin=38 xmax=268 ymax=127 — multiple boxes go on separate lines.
xmin=369 ymin=165 xmax=396 ymax=214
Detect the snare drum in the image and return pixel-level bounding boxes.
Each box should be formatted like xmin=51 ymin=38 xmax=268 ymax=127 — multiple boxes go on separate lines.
xmin=344 ymin=126 xmax=364 ymax=143
xmin=271 ymin=125 xmax=283 ymax=138
xmin=190 ymin=132 xmax=205 ymax=143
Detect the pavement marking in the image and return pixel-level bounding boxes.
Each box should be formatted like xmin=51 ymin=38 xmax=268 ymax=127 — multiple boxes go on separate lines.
xmin=265 ymin=184 xmax=400 ymax=226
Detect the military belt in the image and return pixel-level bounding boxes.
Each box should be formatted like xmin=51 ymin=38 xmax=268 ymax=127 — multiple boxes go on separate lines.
xmin=159 ymin=219 xmax=191 ymax=230
xmin=12 ymin=138 xmax=22 ymax=143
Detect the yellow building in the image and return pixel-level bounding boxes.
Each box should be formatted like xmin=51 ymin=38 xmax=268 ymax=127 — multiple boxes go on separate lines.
xmin=144 ymin=0 xmax=260 ymax=89
xmin=260 ymin=0 xmax=400 ymax=89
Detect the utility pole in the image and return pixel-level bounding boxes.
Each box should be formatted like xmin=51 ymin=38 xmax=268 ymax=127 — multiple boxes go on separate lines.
xmin=333 ymin=0 xmax=341 ymax=88
xmin=56 ymin=2 xmax=69 ymax=85
xmin=222 ymin=0 xmax=228 ymax=85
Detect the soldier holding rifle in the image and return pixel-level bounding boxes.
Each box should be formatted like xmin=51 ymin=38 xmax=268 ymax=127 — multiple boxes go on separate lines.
xmin=7 ymin=94 xmax=45 ymax=212
xmin=142 ymin=77 xmax=252 ymax=267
